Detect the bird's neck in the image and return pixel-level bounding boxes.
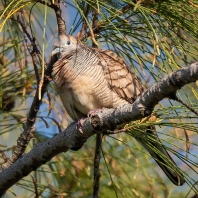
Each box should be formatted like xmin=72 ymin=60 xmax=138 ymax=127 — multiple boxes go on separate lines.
xmin=67 ymin=45 xmax=99 ymax=72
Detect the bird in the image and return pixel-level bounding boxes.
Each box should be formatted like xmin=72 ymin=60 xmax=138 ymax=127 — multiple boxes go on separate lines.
xmin=51 ymin=34 xmax=185 ymax=186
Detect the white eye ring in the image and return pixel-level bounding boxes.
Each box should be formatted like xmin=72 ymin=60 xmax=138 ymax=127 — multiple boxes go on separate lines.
xmin=66 ymin=40 xmax=71 ymax=45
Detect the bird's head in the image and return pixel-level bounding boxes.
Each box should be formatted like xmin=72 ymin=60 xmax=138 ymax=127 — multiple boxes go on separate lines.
xmin=52 ymin=35 xmax=78 ymax=59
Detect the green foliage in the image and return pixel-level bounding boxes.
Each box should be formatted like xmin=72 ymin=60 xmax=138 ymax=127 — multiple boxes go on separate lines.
xmin=0 ymin=0 xmax=198 ymax=197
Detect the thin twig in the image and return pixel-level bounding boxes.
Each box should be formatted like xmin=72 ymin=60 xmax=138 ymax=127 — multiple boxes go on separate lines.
xmin=38 ymin=116 xmax=50 ymax=128
xmin=48 ymin=183 xmax=64 ymax=198
xmin=92 ymin=9 xmax=99 ymax=48
xmin=37 ymin=116 xmax=62 ymax=133
xmin=92 ymin=7 xmax=101 ymax=198
xmin=46 ymin=90 xmax=52 ymax=117
xmin=184 ymin=129 xmax=190 ymax=159
xmin=0 ymin=0 xmax=65 ymax=171
xmin=30 ymin=175 xmax=39 ymax=198
xmin=0 ymin=55 xmax=57 ymax=172
xmin=80 ymin=3 xmax=133 ymax=41
xmin=169 ymin=93 xmax=198 ymax=116
xmin=16 ymin=15 xmax=40 ymax=83
xmin=93 ymin=134 xmax=102 ymax=198
xmin=47 ymin=117 xmax=62 ymax=133
xmin=76 ymin=4 xmax=90 ymax=40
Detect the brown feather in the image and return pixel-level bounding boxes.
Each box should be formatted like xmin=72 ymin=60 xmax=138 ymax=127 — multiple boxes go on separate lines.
xmin=97 ymin=49 xmax=144 ymax=103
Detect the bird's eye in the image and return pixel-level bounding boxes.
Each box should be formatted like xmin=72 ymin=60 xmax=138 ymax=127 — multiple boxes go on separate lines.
xmin=66 ymin=40 xmax=71 ymax=45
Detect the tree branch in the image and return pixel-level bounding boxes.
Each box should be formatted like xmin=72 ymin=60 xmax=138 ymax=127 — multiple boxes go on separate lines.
xmin=0 ymin=62 xmax=198 ymax=195
xmin=0 ymin=56 xmax=56 ymax=172
xmin=93 ymin=134 xmax=102 ymax=198
xmin=38 ymin=0 xmax=66 ymax=35
xmin=0 ymin=0 xmax=66 ymax=172
xmin=78 ymin=3 xmax=133 ymax=41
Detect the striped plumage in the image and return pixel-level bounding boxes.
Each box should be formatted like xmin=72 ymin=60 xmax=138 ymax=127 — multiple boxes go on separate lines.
xmin=51 ymin=35 xmax=185 ymax=186
xmin=52 ymin=37 xmax=142 ymax=121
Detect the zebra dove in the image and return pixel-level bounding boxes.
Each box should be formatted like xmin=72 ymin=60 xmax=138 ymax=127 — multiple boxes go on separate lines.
xmin=51 ymin=34 xmax=185 ymax=186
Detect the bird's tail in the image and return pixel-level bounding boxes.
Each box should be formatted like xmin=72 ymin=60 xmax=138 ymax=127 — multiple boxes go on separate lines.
xmin=136 ymin=126 xmax=185 ymax=186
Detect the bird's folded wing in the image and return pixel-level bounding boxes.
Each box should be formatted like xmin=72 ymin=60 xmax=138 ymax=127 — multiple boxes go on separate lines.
xmin=98 ymin=49 xmax=144 ymax=104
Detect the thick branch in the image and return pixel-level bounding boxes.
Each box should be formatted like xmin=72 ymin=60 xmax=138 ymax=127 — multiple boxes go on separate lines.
xmin=0 ymin=62 xmax=198 ymax=195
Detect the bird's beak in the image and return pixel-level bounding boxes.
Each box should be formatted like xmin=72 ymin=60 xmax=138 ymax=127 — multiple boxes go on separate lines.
xmin=51 ymin=47 xmax=63 ymax=57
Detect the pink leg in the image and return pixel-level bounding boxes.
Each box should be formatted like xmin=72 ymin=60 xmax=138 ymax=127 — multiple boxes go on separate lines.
xmin=87 ymin=108 xmax=107 ymax=118
xmin=76 ymin=108 xmax=107 ymax=133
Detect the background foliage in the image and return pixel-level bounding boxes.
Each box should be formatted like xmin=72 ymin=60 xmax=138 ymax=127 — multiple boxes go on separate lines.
xmin=0 ymin=0 xmax=198 ymax=197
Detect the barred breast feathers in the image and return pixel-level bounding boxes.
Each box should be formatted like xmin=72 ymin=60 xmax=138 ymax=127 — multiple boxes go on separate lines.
xmin=52 ymin=43 xmax=144 ymax=103
xmin=52 ymin=44 xmax=100 ymax=85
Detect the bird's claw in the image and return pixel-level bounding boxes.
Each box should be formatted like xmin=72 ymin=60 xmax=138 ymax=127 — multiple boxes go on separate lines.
xmin=87 ymin=108 xmax=106 ymax=118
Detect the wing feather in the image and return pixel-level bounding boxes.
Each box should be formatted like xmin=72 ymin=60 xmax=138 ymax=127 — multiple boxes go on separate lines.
xmin=98 ymin=49 xmax=144 ymax=103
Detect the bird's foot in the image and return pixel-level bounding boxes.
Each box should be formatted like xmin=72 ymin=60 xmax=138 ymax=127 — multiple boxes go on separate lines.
xmin=87 ymin=108 xmax=106 ymax=118
xmin=88 ymin=108 xmax=107 ymax=131
xmin=76 ymin=118 xmax=85 ymax=133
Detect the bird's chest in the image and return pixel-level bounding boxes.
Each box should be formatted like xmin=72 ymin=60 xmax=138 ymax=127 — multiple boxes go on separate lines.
xmin=58 ymin=74 xmax=107 ymax=120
